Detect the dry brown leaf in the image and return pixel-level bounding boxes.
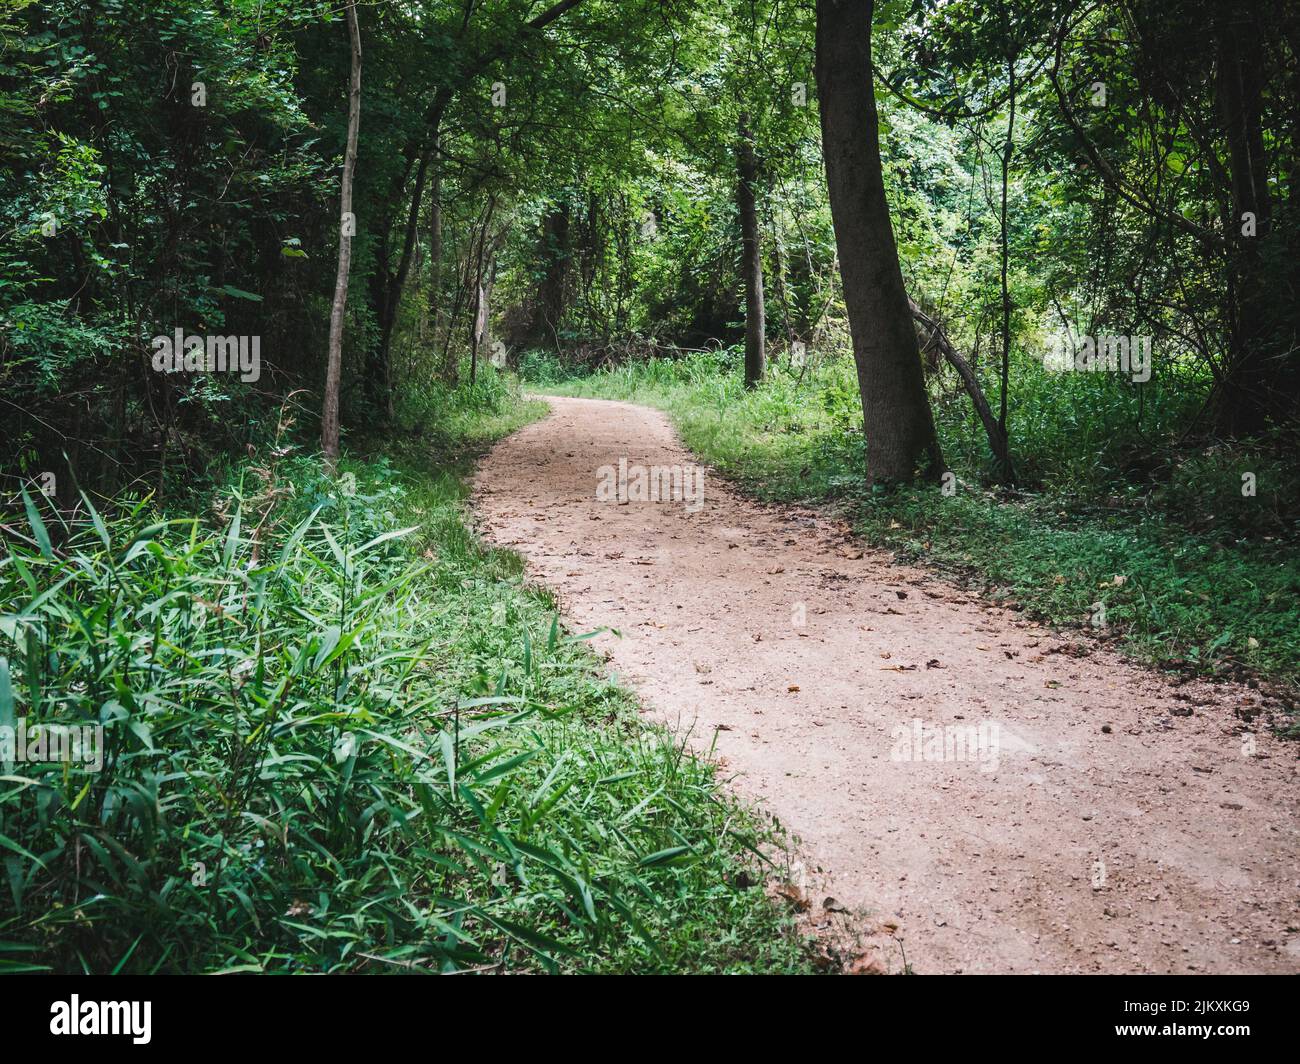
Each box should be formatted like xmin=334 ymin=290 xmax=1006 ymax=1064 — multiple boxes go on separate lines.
xmin=772 ymin=881 xmax=811 ymax=912
xmin=845 ymin=953 xmax=887 ymax=975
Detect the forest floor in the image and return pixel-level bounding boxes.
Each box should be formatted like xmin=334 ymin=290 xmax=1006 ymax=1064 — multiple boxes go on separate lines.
xmin=472 ymin=395 xmax=1300 ymax=974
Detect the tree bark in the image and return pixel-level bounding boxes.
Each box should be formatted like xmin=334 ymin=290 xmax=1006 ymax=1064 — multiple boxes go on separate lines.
xmin=532 ymin=202 xmax=571 ymax=347
xmin=428 ymin=141 xmax=443 ymax=352
xmin=737 ymin=112 xmax=766 ymax=388
xmin=815 ymin=0 xmax=943 ymax=483
xmin=1214 ymin=3 xmax=1285 ymax=435
xmin=468 ymin=195 xmax=497 ymax=386
xmin=321 ymin=0 xmax=362 ymax=465
xmin=374 ymin=145 xmax=431 ymax=422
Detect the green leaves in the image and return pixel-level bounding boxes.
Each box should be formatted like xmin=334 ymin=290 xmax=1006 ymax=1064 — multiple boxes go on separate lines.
xmin=0 ymin=452 xmax=800 ymax=975
xmin=20 ymin=488 xmax=52 ymax=560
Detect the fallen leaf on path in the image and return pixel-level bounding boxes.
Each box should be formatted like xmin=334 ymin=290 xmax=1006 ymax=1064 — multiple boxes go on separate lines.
xmin=845 ymin=953 xmax=887 ymax=975
xmin=772 ymin=881 xmax=811 ymax=912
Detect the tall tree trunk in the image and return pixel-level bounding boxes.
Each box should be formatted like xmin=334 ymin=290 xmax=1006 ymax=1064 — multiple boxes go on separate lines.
xmin=815 ymin=0 xmax=942 ymax=483
xmin=321 ymin=0 xmax=362 ymax=465
xmin=428 ymin=138 xmax=443 ymax=354
xmin=532 ymin=202 xmax=571 ymax=348
xmin=737 ymin=112 xmax=766 ymax=389
xmin=997 ymin=60 xmax=1016 ymax=441
xmin=1214 ymin=3 xmax=1284 ymax=434
xmin=468 ymin=195 xmax=497 ymax=387
xmin=374 ymin=145 xmax=431 ymax=422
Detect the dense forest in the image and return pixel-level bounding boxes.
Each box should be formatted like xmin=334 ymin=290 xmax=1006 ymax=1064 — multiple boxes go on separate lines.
xmin=1 ymin=0 xmax=1297 ymax=983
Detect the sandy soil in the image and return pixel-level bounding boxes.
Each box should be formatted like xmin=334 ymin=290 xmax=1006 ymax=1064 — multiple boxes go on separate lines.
xmin=471 ymin=395 xmax=1300 ymax=974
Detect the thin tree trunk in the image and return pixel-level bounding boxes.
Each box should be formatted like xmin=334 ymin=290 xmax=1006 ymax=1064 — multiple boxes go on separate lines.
xmin=469 ymin=195 xmax=497 ymax=387
xmin=815 ymin=0 xmax=943 ymax=483
xmin=428 ymin=137 xmax=443 ymax=352
xmin=768 ymin=210 xmax=797 ymax=365
xmin=321 ymin=0 xmax=362 ymax=465
xmin=737 ymin=112 xmax=766 ymax=389
xmin=375 ymin=145 xmax=431 ymax=422
xmin=997 ymin=61 xmax=1015 ymax=439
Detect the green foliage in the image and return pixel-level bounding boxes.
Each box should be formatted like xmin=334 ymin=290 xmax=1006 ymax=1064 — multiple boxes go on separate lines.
xmin=0 ymin=394 xmax=812 ymax=974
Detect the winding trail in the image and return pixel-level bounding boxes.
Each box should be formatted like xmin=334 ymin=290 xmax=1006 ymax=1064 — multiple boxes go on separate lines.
xmin=472 ymin=395 xmax=1299 ymax=974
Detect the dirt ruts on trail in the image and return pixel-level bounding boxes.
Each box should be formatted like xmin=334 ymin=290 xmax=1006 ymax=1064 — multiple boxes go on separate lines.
xmin=472 ymin=395 xmax=1300 ymax=974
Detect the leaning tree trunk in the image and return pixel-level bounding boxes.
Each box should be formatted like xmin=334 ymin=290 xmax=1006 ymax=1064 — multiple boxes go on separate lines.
xmin=737 ymin=112 xmax=766 ymax=389
xmin=910 ymin=299 xmax=1015 ymax=481
xmin=815 ymin=0 xmax=943 ymax=483
xmin=321 ymin=0 xmax=362 ymax=465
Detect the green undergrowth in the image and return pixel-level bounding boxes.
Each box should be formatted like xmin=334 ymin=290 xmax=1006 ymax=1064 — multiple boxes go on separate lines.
xmin=0 ymin=379 xmax=815 ymax=973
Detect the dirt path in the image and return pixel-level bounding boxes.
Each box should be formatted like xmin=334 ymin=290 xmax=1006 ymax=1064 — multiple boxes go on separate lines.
xmin=471 ymin=395 xmax=1299 ymax=974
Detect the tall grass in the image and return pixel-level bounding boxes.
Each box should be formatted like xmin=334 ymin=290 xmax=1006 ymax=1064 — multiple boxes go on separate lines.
xmin=0 ymin=421 xmax=812 ymax=973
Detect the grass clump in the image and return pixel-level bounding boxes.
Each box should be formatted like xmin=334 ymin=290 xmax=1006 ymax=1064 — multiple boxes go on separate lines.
xmin=0 ymin=386 xmax=814 ymax=974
